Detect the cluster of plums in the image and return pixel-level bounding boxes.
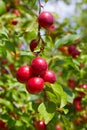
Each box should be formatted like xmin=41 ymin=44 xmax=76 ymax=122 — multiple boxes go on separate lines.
xmin=67 ymin=78 xmax=87 ymax=111
xmin=59 ymin=45 xmax=80 ymax=58
xmin=67 ymin=77 xmax=87 ymax=125
xmin=73 ymin=84 xmax=87 ymax=125
xmin=73 ymin=84 xmax=87 ymax=111
xmin=16 ymin=57 xmax=56 ymax=94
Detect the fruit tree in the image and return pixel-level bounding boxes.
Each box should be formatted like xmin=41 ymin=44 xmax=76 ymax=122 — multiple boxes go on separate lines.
xmin=0 ymin=0 xmax=87 ymax=130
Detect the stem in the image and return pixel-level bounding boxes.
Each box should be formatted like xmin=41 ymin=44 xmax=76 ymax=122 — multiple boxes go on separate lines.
xmin=38 ymin=0 xmax=41 ymax=14
xmin=34 ymin=0 xmax=45 ymax=56
xmin=56 ymin=107 xmax=63 ymax=114
xmin=43 ymin=89 xmax=49 ymax=101
xmin=37 ymin=0 xmax=41 ymax=41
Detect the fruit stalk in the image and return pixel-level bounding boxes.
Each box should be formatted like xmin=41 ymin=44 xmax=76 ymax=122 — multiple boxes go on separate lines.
xmin=38 ymin=0 xmax=41 ymax=42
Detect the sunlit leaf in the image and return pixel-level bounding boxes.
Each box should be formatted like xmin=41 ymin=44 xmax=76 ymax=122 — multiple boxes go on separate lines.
xmin=38 ymin=102 xmax=56 ymax=124
xmin=55 ymin=34 xmax=80 ymax=48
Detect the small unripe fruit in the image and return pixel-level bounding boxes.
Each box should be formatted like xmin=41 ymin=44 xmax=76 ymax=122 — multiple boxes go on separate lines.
xmin=35 ymin=120 xmax=46 ymax=130
xmin=38 ymin=11 xmax=54 ymax=28
xmin=16 ymin=66 xmax=33 ymax=83
xmin=30 ymin=39 xmax=38 ymax=52
xmin=41 ymin=70 xmax=56 ymax=83
xmin=26 ymin=77 xmax=44 ymax=94
xmin=31 ymin=57 xmax=48 ymax=75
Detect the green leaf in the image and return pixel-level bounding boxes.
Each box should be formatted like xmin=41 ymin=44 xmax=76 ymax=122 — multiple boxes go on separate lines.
xmin=0 ymin=98 xmax=14 ymax=111
xmin=24 ymin=29 xmax=37 ymax=42
xmin=15 ymin=120 xmax=23 ymax=127
xmin=0 ymin=46 xmax=7 ymax=57
xmin=47 ymin=113 xmax=60 ymax=130
xmin=51 ymin=83 xmax=63 ymax=96
xmin=51 ymin=83 xmax=68 ymax=107
xmin=4 ymin=39 xmax=16 ymax=53
xmin=20 ymin=51 xmax=34 ymax=58
xmin=61 ymin=108 xmax=69 ymax=114
xmin=38 ymin=102 xmax=56 ymax=124
xmin=63 ymin=57 xmax=80 ymax=71
xmin=61 ymin=84 xmax=75 ymax=103
xmin=55 ymin=34 xmax=80 ymax=48
xmin=46 ymin=91 xmax=58 ymax=103
xmin=60 ymin=91 xmax=68 ymax=108
xmin=0 ymin=0 xmax=6 ymax=16
xmin=62 ymin=115 xmax=71 ymax=130
xmin=0 ymin=30 xmax=8 ymax=39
